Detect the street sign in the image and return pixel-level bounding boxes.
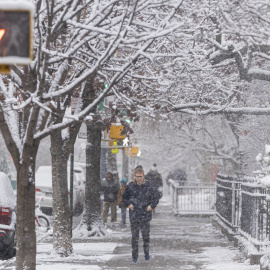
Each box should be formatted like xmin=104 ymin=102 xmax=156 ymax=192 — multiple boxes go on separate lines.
xmin=71 ymin=97 xmax=80 ymax=113
xmin=111 ymin=148 xmax=118 ymax=154
xmin=0 ymin=2 xmax=34 ymax=65
xmin=101 ymin=140 xmax=109 ymax=148
xmin=131 ymin=146 xmax=139 ymax=155
xmin=78 ymin=123 xmax=87 ymax=139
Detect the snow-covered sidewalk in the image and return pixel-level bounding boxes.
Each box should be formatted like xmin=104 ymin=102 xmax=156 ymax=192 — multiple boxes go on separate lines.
xmin=0 ymin=196 xmax=260 ymax=269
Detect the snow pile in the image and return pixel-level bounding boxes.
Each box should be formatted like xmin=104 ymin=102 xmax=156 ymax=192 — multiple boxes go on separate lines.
xmin=0 ymin=172 xmax=15 ymax=209
xmin=202 ymin=246 xmax=259 ymax=270
xmin=261 ymin=175 xmax=270 ymax=188
xmin=255 ymin=145 xmax=270 ymax=187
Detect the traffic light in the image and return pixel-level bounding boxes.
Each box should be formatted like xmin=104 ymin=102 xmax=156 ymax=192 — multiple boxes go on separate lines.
xmin=0 ymin=4 xmax=33 ymax=66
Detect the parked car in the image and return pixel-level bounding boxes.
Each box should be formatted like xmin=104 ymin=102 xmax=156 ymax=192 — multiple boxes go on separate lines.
xmin=0 ymin=172 xmax=16 ymax=259
xmin=35 ymin=166 xmax=85 ymax=216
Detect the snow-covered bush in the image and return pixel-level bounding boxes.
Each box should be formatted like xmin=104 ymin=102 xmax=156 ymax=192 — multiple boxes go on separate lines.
xmin=255 ymin=145 xmax=270 ymax=187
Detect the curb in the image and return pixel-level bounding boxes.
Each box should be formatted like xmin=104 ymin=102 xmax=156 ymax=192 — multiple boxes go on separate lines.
xmin=212 ymin=217 xmax=263 ymax=265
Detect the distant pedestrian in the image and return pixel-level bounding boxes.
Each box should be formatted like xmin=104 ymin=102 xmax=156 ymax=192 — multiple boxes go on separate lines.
xmin=116 ymin=178 xmax=128 ymax=228
xmin=101 ymin=172 xmax=120 ymax=227
xmin=122 ymin=167 xmax=160 ymax=264
xmin=145 ymin=163 xmax=163 ymax=199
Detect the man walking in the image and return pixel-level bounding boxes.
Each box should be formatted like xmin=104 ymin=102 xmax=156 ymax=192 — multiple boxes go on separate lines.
xmin=145 ymin=163 xmax=163 ymax=199
xmin=122 ymin=167 xmax=160 ymax=264
xmin=101 ymin=172 xmax=120 ymax=227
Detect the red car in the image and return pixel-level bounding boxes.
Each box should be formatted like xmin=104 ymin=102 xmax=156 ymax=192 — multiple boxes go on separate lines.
xmin=0 ymin=172 xmax=16 ymax=259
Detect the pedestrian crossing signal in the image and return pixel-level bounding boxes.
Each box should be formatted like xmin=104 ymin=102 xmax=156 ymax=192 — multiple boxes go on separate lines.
xmin=0 ymin=4 xmax=34 ymax=66
xmin=0 ymin=29 xmax=5 ymax=40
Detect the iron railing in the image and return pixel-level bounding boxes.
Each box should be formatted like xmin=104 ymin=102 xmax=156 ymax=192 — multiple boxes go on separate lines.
xmin=216 ymin=174 xmax=270 ymax=250
xmin=168 ymin=179 xmax=216 ymax=215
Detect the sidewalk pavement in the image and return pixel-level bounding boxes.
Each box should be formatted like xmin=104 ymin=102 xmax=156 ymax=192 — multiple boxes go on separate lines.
xmin=0 ymin=197 xmax=260 ymax=270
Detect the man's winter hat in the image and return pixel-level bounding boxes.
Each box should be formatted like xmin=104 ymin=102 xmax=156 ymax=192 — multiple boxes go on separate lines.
xmin=120 ymin=178 xmax=128 ymax=185
xmin=151 ymin=163 xmax=157 ymax=171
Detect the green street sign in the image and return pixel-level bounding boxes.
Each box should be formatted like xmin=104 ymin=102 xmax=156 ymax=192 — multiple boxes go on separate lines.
xmin=98 ymin=98 xmax=104 ymax=111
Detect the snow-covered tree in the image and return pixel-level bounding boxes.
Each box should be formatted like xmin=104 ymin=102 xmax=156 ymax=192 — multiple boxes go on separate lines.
xmin=0 ymin=0 xmax=187 ymax=268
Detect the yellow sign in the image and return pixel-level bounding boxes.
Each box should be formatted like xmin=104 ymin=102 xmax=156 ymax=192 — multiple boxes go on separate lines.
xmin=131 ymin=147 xmax=139 ymax=155
xmin=109 ymin=125 xmax=126 ymax=139
xmin=0 ymin=64 xmax=10 ymax=74
xmin=111 ymin=148 xmax=119 ymax=154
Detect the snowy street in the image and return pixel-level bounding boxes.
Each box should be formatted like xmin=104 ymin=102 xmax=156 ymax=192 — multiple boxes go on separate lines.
xmin=0 ymin=197 xmax=259 ymax=270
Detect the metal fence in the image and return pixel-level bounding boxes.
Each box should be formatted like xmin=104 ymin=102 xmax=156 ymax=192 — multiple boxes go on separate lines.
xmin=168 ymin=179 xmax=216 ymax=215
xmin=216 ymin=174 xmax=270 ymax=250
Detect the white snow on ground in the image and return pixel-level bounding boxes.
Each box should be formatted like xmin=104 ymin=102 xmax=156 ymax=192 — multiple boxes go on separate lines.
xmin=0 ymin=196 xmax=262 ymax=270
xmin=0 ymin=242 xmax=116 ymax=270
xmin=36 ymin=264 xmax=101 ymax=270
xmin=37 ymin=242 xmax=117 ymax=255
xmin=202 ymin=247 xmax=259 ymax=270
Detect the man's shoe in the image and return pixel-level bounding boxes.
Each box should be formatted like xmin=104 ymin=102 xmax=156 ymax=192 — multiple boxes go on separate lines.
xmin=130 ymin=259 xmax=137 ymax=264
xmin=145 ymin=254 xmax=150 ymax=261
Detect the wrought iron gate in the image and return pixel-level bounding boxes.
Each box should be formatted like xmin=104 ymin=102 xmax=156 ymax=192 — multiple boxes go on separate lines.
xmin=169 ymin=180 xmax=216 ymax=215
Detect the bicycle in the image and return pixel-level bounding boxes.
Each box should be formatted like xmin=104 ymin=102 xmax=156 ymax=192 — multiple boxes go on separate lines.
xmin=35 ymin=194 xmax=50 ymax=233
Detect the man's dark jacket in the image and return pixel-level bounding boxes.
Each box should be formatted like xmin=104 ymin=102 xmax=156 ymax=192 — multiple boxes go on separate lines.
xmin=122 ymin=180 xmax=159 ymax=223
xmin=101 ymin=178 xmax=120 ymax=202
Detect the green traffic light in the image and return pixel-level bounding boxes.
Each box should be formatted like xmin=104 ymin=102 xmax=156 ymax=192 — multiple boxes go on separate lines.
xmin=104 ymin=83 xmax=109 ymax=88
xmin=125 ymin=119 xmax=131 ymax=124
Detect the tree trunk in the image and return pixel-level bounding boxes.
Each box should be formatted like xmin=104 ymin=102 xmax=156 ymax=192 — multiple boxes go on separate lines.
xmin=77 ymin=120 xmax=106 ymax=236
xmin=16 ymin=147 xmax=38 ymax=270
xmin=50 ymin=131 xmax=72 ymax=256
xmin=122 ymin=148 xmax=128 ymax=179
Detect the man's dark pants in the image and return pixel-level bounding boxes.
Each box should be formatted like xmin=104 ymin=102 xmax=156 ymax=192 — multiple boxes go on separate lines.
xmin=131 ymin=221 xmax=150 ymax=260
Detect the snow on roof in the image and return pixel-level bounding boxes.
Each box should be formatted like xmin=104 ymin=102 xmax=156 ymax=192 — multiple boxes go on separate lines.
xmin=35 ymin=166 xmax=76 ymax=190
xmin=0 ymin=172 xmax=16 ymax=209
xmin=35 ymin=166 xmax=52 ymax=188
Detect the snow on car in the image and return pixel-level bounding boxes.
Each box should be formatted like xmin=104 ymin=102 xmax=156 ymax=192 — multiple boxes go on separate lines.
xmin=35 ymin=166 xmax=85 ymax=216
xmin=0 ymin=172 xmax=16 ymax=258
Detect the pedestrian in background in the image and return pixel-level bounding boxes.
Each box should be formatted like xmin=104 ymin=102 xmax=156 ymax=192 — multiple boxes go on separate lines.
xmin=101 ymin=172 xmax=120 ymax=227
xmin=122 ymin=167 xmax=160 ymax=264
xmin=116 ymin=178 xmax=128 ymax=228
xmin=145 ymin=163 xmax=163 ymax=199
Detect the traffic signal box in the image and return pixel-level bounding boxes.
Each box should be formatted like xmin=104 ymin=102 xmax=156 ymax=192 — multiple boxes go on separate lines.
xmin=0 ymin=2 xmax=34 ymax=74
xmin=109 ymin=125 xmax=126 ymax=140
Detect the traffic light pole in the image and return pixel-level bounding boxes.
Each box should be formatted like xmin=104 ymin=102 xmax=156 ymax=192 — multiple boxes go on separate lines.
xmin=70 ymin=144 xmax=74 ymax=237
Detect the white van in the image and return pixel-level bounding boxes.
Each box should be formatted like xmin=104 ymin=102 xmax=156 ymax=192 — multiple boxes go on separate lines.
xmin=35 ymin=166 xmax=85 ymax=215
